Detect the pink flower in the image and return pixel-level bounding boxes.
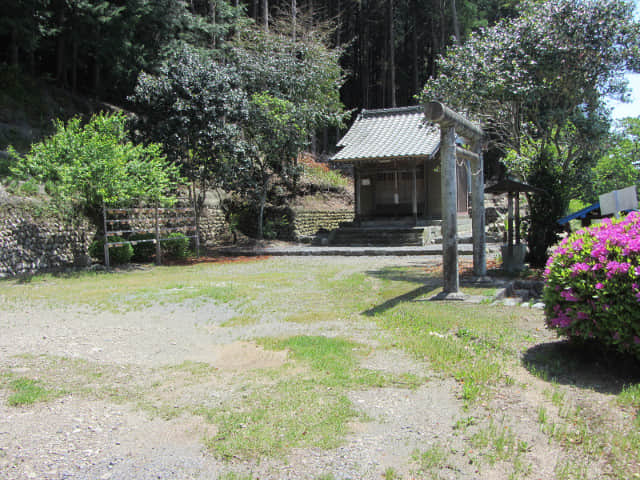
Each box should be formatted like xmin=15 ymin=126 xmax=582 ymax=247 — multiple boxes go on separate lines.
xmin=560 ymin=289 xmax=580 ymax=302
xmin=595 ymin=282 xmax=604 ymax=290
xmin=570 ymin=263 xmax=590 ymax=276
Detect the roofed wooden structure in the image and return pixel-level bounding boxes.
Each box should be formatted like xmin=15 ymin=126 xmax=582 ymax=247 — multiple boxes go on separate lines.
xmin=332 ymin=106 xmax=469 ymax=222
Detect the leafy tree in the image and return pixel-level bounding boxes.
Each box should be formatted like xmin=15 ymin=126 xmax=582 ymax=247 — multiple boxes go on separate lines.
xmin=8 ymin=112 xmax=181 ymax=223
xmin=237 ymin=93 xmax=308 ymax=239
xmin=229 ymin=21 xmax=347 ymax=238
xmin=129 ymin=45 xmax=248 ymax=223
xmin=422 ymin=0 xmax=640 ymax=265
xmin=231 ymin=21 xmax=346 ymax=138
xmin=591 ymin=117 xmax=640 ymax=197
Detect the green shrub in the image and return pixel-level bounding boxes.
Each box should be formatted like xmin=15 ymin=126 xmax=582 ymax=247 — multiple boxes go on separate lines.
xmin=130 ymin=233 xmax=156 ymax=262
xmin=89 ymin=236 xmax=134 ymax=265
xmin=543 ymin=212 xmax=640 ymax=359
xmin=8 ymin=112 xmax=182 ymax=222
xmin=162 ymin=232 xmax=190 ymax=259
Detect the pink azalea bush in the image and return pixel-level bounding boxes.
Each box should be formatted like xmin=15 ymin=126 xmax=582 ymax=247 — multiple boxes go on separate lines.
xmin=543 ymin=211 xmax=640 ymax=359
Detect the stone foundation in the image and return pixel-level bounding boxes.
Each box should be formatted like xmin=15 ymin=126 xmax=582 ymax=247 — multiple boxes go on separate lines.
xmin=293 ymin=210 xmax=354 ymax=240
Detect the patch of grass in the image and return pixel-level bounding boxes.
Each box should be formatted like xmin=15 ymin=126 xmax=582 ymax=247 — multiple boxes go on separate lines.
xmin=471 ymin=420 xmax=522 ymax=467
xmin=282 ymin=311 xmax=330 ymax=324
xmin=373 ymin=300 xmax=523 ymax=407
xmin=554 ymin=459 xmax=588 ymax=480
xmin=217 ymin=473 xmax=256 ymax=480
xmin=551 ymin=388 xmax=566 ymax=407
xmin=259 ymin=335 xmax=390 ymax=388
xmin=537 ymin=406 xmax=548 ymax=425
xmin=383 ymin=467 xmax=401 ymax=480
xmin=165 ymin=361 xmax=218 ymax=377
xmin=619 ymin=383 xmax=640 ymax=411
xmin=412 ymin=444 xmax=448 ymax=474
xmin=220 ymin=314 xmax=257 ymax=327
xmin=453 ymin=416 xmax=477 ymax=431
xmin=6 ymin=377 xmax=60 ymax=406
xmin=203 ymin=377 xmax=357 ymax=458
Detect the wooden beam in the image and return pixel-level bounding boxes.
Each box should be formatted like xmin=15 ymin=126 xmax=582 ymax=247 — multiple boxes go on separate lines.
xmin=424 ymin=101 xmax=483 ymax=140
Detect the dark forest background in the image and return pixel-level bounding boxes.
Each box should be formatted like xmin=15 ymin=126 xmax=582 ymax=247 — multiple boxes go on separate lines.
xmin=1 ymin=0 xmax=517 ymax=152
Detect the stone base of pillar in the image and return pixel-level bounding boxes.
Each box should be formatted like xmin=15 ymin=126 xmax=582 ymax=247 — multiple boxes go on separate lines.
xmin=501 ymin=244 xmax=527 ymax=273
xmin=430 ymin=291 xmax=468 ymax=301
xmin=467 ymin=276 xmax=494 ymax=285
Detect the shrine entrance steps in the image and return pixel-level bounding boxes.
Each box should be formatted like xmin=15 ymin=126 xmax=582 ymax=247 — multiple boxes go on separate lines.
xmin=320 ymin=217 xmax=472 ymax=247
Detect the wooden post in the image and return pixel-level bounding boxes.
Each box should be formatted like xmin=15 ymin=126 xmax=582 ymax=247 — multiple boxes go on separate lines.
xmin=155 ymin=202 xmax=162 ymax=265
xmin=102 ymin=201 xmax=110 ymax=269
xmin=193 ymin=197 xmax=201 ymax=258
xmin=507 ymin=192 xmax=514 ymax=257
xmin=412 ymin=164 xmax=418 ymax=223
xmin=471 ymin=141 xmax=486 ymax=277
xmin=515 ymin=193 xmax=521 ymax=245
xmin=441 ymin=124 xmax=459 ymax=295
xmin=355 ymin=168 xmax=361 ymax=219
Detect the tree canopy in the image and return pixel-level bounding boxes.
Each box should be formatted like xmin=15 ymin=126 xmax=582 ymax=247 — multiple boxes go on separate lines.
xmin=8 ymin=112 xmax=181 ymax=221
xmin=422 ymin=0 xmax=640 ymax=265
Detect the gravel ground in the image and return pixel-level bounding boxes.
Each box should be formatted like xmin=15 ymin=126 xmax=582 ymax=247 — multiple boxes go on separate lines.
xmin=0 ymin=256 xmax=631 ymax=479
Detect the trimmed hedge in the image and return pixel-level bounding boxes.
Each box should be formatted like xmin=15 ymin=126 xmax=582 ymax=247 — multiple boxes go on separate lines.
xmin=89 ymin=236 xmax=133 ymax=265
xmin=130 ymin=233 xmax=156 ymax=262
xmin=161 ymin=232 xmax=190 ymax=259
xmin=543 ymin=212 xmax=640 ymax=359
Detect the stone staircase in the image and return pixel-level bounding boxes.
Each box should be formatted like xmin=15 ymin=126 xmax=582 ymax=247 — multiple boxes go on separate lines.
xmin=321 ymin=217 xmax=473 ymax=247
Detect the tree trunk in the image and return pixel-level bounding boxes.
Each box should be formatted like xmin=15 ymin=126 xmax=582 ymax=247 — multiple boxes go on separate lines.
xmin=388 ymin=0 xmax=396 ymax=107
xmin=262 ymin=0 xmax=268 ymax=31
xmin=10 ymin=26 xmax=19 ymax=67
xmin=292 ymin=0 xmax=297 ymax=42
xmin=72 ymin=36 xmax=78 ymax=93
xmin=359 ymin=0 xmax=369 ymax=108
xmin=257 ymin=190 xmax=267 ymax=239
xmin=451 ymin=0 xmax=461 ymax=44
xmin=412 ymin=0 xmax=420 ymax=96
xmin=210 ymin=0 xmax=217 ymax=48
xmin=93 ymin=26 xmax=101 ymax=95
xmin=56 ymin=2 xmax=66 ymax=87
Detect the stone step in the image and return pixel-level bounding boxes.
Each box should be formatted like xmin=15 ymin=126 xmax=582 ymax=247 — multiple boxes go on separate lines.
xmin=328 ymin=226 xmax=431 ymax=246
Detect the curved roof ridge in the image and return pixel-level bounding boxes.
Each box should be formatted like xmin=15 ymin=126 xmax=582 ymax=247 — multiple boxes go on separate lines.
xmin=360 ymin=105 xmax=423 ymax=118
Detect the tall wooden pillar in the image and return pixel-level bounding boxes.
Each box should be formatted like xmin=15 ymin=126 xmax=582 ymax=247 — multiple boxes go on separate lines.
xmin=471 ymin=140 xmax=486 ymax=277
xmin=355 ymin=168 xmax=361 ymax=221
xmin=441 ymin=125 xmax=459 ymax=294
xmin=412 ymin=164 xmax=418 ymax=223
xmin=515 ymin=193 xmax=521 ymax=245
xmin=507 ymin=192 xmax=514 ymax=257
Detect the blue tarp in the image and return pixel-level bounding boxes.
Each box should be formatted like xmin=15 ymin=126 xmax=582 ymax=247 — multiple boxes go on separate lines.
xmin=557 ymin=202 xmax=600 ymax=225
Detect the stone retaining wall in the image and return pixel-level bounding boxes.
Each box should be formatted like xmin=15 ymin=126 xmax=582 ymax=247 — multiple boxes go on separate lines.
xmin=199 ymin=206 xmax=231 ymax=247
xmin=0 ymin=198 xmax=353 ymax=277
xmin=293 ymin=210 xmax=354 ymax=239
xmin=0 ymin=202 xmax=95 ymax=277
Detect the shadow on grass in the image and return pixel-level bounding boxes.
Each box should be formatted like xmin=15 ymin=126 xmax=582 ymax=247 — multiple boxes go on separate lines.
xmin=362 ymin=281 xmax=443 ymax=316
xmin=522 ymin=340 xmax=640 ymax=395
xmin=363 ymin=262 xmax=507 ymax=316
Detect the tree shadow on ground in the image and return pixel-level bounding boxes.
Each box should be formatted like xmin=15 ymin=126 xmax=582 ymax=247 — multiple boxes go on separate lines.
xmin=522 ymin=340 xmax=640 ymax=395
